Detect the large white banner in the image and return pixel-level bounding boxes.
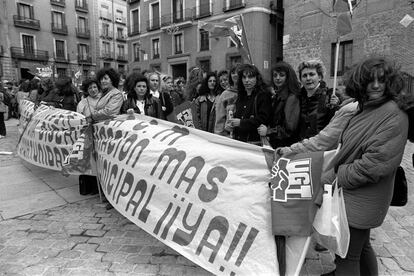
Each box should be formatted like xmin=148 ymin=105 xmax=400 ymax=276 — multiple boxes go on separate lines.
xmin=17 ymin=100 xmax=312 ymax=276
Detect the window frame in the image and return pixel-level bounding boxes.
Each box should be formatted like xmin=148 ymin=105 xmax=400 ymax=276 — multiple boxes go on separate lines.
xmin=330 ymin=40 xmax=353 ymax=77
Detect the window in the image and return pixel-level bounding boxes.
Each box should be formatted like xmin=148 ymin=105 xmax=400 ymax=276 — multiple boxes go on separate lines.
xmin=229 ymin=55 xmax=242 ymax=67
xmin=133 ymin=43 xmax=140 ymax=61
xmin=225 ymin=0 xmax=244 ymax=10
xmin=152 ymin=38 xmax=160 ymax=59
xmin=52 ymin=11 xmax=64 ymax=28
xmin=22 ymin=35 xmax=34 ymax=54
xmin=198 ymin=0 xmax=210 ymax=17
xmin=103 ymin=41 xmax=111 ymax=54
xmin=117 ymin=27 xmax=124 ymax=39
xmin=151 ymin=2 xmax=160 ymax=29
xmin=131 ymin=9 xmax=139 ymax=33
xmin=55 ymin=40 xmax=65 ymax=58
xmin=330 ymin=40 xmax=353 ymax=77
xmin=104 ymin=62 xmax=111 ymax=68
xmin=200 ymin=29 xmax=209 ymax=51
xmin=56 ymin=68 xmax=66 ymax=77
xmin=76 ymin=0 xmax=86 ymax=7
xmin=118 ymin=44 xmax=125 ymax=57
xmin=78 ymin=44 xmax=89 ymax=59
xmin=173 ymin=0 xmax=183 ymax=22
xmin=102 ymin=23 xmax=110 ymax=36
xmin=17 ymin=3 xmax=33 ymax=18
xmin=174 ymin=33 xmax=183 ymax=54
xmin=78 ymin=17 xmax=87 ymax=31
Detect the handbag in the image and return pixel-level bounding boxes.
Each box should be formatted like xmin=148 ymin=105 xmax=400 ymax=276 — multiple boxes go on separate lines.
xmin=391 ymin=166 xmax=408 ymax=207
xmin=312 ymin=178 xmax=350 ymax=258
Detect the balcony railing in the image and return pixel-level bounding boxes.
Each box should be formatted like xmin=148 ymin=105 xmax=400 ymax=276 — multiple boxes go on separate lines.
xmin=13 ymin=15 xmax=40 ymax=30
xmin=51 ymin=24 xmax=68 ymax=35
xmin=78 ymin=55 xmax=92 ymax=64
xmin=76 ymin=28 xmax=90 ymax=39
xmin=192 ymin=3 xmax=213 ymax=19
xmin=116 ymin=54 xmax=127 ymax=62
xmin=128 ymin=24 xmax=140 ymax=36
xmin=75 ymin=1 xmax=88 ymax=12
xmin=100 ymin=31 xmax=113 ymax=39
xmin=101 ymin=51 xmax=114 ymax=60
xmin=55 ymin=53 xmax=70 ymax=63
xmin=116 ymin=34 xmax=127 ymax=42
xmin=223 ymin=0 xmax=245 ymax=12
xmin=161 ymin=9 xmax=193 ymax=27
xmin=146 ymin=18 xmax=160 ymax=31
xmin=50 ymin=0 xmax=65 ymax=7
xmin=100 ymin=11 xmax=112 ymax=21
xmin=11 ymin=47 xmax=49 ymax=62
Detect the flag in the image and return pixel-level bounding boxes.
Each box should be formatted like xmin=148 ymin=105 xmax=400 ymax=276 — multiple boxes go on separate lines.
xmin=333 ymin=0 xmax=358 ymax=15
xmin=198 ymin=15 xmax=252 ymax=64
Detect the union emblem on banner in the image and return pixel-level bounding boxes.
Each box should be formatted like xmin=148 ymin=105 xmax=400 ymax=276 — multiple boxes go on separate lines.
xmin=270 ymin=157 xmax=313 ymax=202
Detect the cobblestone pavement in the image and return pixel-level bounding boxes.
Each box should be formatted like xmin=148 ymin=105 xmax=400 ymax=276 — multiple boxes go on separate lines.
xmin=0 ymin=119 xmax=414 ymax=275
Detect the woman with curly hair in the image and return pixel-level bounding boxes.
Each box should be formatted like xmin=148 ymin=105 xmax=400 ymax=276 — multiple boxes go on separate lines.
xmin=228 ymin=64 xmax=272 ymax=143
xmin=258 ymin=61 xmax=301 ymax=148
xmin=327 ymin=57 xmax=408 ymax=276
xmin=90 ymin=67 xmax=123 ymax=122
xmin=121 ymin=73 xmax=162 ymax=119
xmin=194 ymin=72 xmax=218 ymax=132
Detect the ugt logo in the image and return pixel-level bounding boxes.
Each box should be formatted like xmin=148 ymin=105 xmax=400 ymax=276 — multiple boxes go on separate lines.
xmin=270 ymin=157 xmax=313 ymax=202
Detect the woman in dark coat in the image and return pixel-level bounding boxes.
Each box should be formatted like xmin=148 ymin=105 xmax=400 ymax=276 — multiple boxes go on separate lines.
xmin=122 ymin=73 xmax=162 ymax=119
xmin=194 ymin=72 xmax=218 ymax=132
xmin=228 ymin=64 xmax=272 ymax=144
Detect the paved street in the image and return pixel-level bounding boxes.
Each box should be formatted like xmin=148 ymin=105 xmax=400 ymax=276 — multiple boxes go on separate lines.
xmin=1 ymin=118 xmax=414 ymax=275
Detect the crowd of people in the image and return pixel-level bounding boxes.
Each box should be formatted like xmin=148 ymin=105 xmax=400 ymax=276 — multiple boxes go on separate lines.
xmin=0 ymin=56 xmax=412 ymax=276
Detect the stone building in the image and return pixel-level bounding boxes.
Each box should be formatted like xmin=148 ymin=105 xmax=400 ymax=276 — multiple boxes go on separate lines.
xmin=126 ymin=0 xmax=284 ymax=81
xmin=283 ymin=0 xmax=414 ymax=88
xmin=0 ymin=0 xmax=128 ymax=82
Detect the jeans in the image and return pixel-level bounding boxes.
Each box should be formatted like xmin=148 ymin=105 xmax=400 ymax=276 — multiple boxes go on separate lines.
xmin=335 ymin=227 xmax=378 ymax=276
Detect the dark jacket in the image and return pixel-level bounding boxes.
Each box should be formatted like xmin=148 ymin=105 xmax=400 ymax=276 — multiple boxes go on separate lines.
xmin=333 ymin=98 xmax=408 ymax=229
xmin=194 ymin=95 xmax=215 ymax=132
xmin=298 ymin=86 xmax=336 ymax=140
xmin=234 ymin=90 xmax=272 ymax=143
xmin=159 ymin=92 xmax=174 ymax=120
xmin=121 ymin=95 xmax=162 ymax=119
xmin=267 ymin=87 xmax=301 ymax=148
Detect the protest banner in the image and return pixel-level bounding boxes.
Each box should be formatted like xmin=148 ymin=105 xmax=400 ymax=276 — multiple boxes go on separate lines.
xmin=17 ymin=100 xmax=314 ymax=275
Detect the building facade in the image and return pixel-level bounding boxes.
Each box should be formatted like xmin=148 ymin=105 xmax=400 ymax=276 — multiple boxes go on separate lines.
xmin=0 ymin=0 xmax=128 ymax=82
xmin=283 ymin=0 xmax=414 ymax=87
xmin=127 ymin=0 xmax=283 ymax=81
xmin=93 ymin=0 xmax=128 ymax=73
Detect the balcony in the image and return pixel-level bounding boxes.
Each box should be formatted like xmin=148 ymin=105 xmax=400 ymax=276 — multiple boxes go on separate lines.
xmin=76 ymin=28 xmax=90 ymax=39
xmin=100 ymin=11 xmax=112 ymax=21
xmin=115 ymin=16 xmax=126 ymax=25
xmin=13 ymin=15 xmax=40 ymax=30
xmin=146 ymin=18 xmax=160 ymax=31
xmin=11 ymin=47 xmax=49 ymax=62
xmin=54 ymin=53 xmax=70 ymax=63
xmin=128 ymin=24 xmax=140 ymax=36
xmin=116 ymin=34 xmax=127 ymax=42
xmin=223 ymin=0 xmax=245 ymax=12
xmin=152 ymin=53 xmax=160 ymax=59
xmin=161 ymin=9 xmax=193 ymax=28
xmin=50 ymin=0 xmax=65 ymax=7
xmin=51 ymin=23 xmax=68 ymax=35
xmin=116 ymin=54 xmax=127 ymax=62
xmin=192 ymin=3 xmax=213 ymax=19
xmin=78 ymin=55 xmax=92 ymax=64
xmin=75 ymin=1 xmax=88 ymax=13
xmin=101 ymin=51 xmax=114 ymax=60
xmin=100 ymin=31 xmax=113 ymax=40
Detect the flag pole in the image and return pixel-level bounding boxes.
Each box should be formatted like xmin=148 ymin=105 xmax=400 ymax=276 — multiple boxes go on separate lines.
xmin=332 ymin=37 xmax=341 ymax=96
xmin=239 ymin=14 xmax=253 ymax=64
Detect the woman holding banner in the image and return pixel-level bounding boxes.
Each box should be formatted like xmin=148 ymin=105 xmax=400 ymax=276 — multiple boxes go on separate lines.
xmin=228 ymin=64 xmax=272 ymax=144
xmin=121 ymin=73 xmax=162 ymax=118
xmin=328 ymin=57 xmax=408 ymax=276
